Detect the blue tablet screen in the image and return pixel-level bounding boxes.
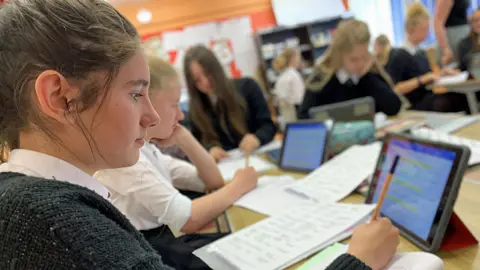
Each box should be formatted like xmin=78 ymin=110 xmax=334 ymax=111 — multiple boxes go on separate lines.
xmin=372 ymin=138 xmax=456 ymax=240
xmin=280 ymin=122 xmax=328 ymax=171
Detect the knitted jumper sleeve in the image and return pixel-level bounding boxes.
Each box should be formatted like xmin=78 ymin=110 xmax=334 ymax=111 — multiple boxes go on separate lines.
xmin=0 ymin=174 xmax=173 ymax=270
xmin=325 ymin=254 xmax=372 ymax=270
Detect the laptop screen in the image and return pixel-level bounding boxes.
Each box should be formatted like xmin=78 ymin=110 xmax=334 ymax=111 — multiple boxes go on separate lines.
xmin=280 ymin=122 xmax=329 ymax=171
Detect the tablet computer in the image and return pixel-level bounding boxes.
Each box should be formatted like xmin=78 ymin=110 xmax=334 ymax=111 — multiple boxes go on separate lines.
xmin=308 ymin=97 xmax=375 ymax=123
xmin=365 ymin=133 xmax=470 ymax=252
xmin=277 ymin=120 xmax=332 ymax=172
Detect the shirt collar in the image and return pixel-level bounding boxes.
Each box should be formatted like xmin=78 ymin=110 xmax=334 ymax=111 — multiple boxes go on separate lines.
xmin=336 ymin=68 xmax=360 ymax=85
xmin=4 ymin=149 xmax=109 ymax=199
xmin=403 ymin=40 xmax=419 ymax=55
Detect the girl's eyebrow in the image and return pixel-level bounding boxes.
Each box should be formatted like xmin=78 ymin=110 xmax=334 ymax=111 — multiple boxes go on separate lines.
xmin=125 ymin=79 xmax=149 ymax=87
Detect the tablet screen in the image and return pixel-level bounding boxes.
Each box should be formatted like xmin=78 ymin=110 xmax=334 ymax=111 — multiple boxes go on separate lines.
xmin=280 ymin=122 xmax=328 ymax=171
xmin=371 ymin=138 xmax=457 ymax=242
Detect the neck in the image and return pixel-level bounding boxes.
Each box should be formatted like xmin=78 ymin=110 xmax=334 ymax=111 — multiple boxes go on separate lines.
xmin=19 ymin=131 xmax=97 ymax=175
xmin=407 ymin=37 xmax=420 ymax=47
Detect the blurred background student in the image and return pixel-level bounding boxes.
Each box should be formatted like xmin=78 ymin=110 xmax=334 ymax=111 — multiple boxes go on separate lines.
xmin=434 ymin=0 xmax=470 ymax=65
xmin=184 ymin=45 xmax=276 ymax=162
xmin=398 ymin=2 xmax=466 ymax=113
xmin=374 ymin=3 xmax=441 ymax=111
xmin=458 ymin=8 xmax=480 ymax=72
xmin=297 ymin=19 xmax=403 ymax=120
xmin=272 ymin=48 xmax=305 ymax=123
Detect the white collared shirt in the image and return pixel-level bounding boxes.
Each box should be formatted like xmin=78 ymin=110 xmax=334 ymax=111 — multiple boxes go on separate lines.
xmin=336 ymin=68 xmax=360 ymax=85
xmin=0 ymin=149 xmax=109 ymax=199
xmin=95 ymin=143 xmax=205 ymax=231
xmin=403 ymin=40 xmax=420 ymax=55
xmin=274 ymin=67 xmax=306 ymax=105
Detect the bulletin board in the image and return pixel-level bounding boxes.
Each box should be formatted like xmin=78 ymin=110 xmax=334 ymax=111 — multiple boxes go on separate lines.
xmin=141 ymin=9 xmax=277 ymax=83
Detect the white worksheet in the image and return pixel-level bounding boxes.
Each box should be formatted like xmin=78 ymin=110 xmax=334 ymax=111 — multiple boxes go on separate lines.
xmin=286 ymin=142 xmax=382 ymax=202
xmin=234 ymin=175 xmax=308 ymax=216
xmin=194 ymin=203 xmax=375 ymax=270
xmin=218 ymin=156 xmax=276 ymax=180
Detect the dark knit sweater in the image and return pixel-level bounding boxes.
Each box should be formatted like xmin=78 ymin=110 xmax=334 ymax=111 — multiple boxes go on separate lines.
xmin=0 ymin=172 xmax=173 ymax=270
xmin=0 ymin=172 xmax=371 ymax=270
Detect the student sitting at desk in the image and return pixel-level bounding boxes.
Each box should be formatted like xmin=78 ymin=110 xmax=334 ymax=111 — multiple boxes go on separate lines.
xmin=373 ymin=14 xmax=439 ymax=111
xmin=184 ymin=45 xmax=277 ymax=162
xmin=458 ymin=8 xmax=480 ymax=72
xmin=297 ymin=19 xmax=403 ymax=119
xmin=95 ymin=56 xmax=259 ymax=269
xmin=273 ymin=47 xmax=306 ymax=123
xmin=399 ymin=2 xmax=467 ymax=113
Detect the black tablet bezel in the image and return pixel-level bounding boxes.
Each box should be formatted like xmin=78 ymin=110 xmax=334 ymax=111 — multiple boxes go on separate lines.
xmin=278 ymin=120 xmax=332 ymax=173
xmin=307 ymin=96 xmax=375 ymax=122
xmin=365 ymin=133 xmax=470 ymax=253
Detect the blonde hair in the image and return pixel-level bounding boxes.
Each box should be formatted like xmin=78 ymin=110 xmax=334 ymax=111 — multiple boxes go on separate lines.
xmin=147 ymin=55 xmax=178 ymax=95
xmin=375 ymin=34 xmax=391 ymax=66
xmin=273 ymin=48 xmax=298 ymax=72
xmin=307 ymin=19 xmax=387 ymax=90
xmin=405 ymin=2 xmax=430 ymax=32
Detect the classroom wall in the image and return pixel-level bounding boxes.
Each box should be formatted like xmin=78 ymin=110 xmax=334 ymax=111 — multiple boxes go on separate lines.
xmin=115 ymin=0 xmax=273 ymax=36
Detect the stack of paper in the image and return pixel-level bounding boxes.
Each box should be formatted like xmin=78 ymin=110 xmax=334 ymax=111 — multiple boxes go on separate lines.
xmin=232 ymin=143 xmax=382 ymax=216
xmin=226 ymin=140 xmax=283 ymax=159
xmin=234 ymin=176 xmax=306 ymax=216
xmin=435 ymin=71 xmax=469 ymax=85
xmin=218 ymin=156 xmax=276 ymax=180
xmin=193 ymin=203 xmax=375 ymax=270
xmin=286 ymin=142 xmax=382 ymax=202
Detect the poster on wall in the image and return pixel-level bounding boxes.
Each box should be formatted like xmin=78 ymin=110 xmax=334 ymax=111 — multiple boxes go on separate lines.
xmin=142 ymin=15 xmax=259 ymax=86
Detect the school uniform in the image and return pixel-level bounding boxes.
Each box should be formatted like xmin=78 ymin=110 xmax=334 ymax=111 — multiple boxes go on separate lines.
xmin=439 ymin=0 xmax=470 ymax=63
xmin=403 ymin=41 xmax=470 ymax=113
xmin=297 ymin=69 xmax=402 ymax=119
xmin=384 ymin=47 xmax=435 ymax=110
xmin=0 ymin=149 xmax=171 ymax=269
xmin=458 ymin=36 xmax=476 ymax=71
xmin=189 ymin=77 xmax=277 ymax=151
xmin=96 ymin=142 xmax=225 ymax=270
xmin=274 ymin=67 xmax=305 ymax=122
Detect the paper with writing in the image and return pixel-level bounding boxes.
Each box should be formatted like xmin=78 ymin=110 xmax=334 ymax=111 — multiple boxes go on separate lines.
xmin=218 ymin=156 xmax=276 ymax=180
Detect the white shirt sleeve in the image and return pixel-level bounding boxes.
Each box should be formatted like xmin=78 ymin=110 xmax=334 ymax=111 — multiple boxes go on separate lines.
xmin=164 ymin=155 xmax=206 ymax=193
xmin=95 ymin=159 xmax=192 ymax=232
xmin=290 ymin=69 xmax=306 ymax=105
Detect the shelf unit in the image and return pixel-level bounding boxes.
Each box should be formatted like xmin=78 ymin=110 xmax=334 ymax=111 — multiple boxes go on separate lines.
xmin=255 ymin=16 xmax=345 ymax=91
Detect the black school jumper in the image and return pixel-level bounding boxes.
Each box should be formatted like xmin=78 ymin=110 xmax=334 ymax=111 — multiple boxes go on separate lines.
xmin=297 ymin=72 xmax=402 ymax=119
xmin=190 ymin=77 xmax=277 ymax=151
xmin=384 ymin=48 xmax=435 ymax=110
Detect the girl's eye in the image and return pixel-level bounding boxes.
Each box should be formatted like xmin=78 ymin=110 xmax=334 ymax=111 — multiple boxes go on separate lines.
xmin=130 ymin=92 xmax=144 ymax=101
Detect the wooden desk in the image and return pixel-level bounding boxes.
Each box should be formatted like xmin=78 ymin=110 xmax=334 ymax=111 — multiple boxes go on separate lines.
xmin=427 ymin=80 xmax=480 ymax=114
xmin=226 ymin=114 xmax=480 ymax=270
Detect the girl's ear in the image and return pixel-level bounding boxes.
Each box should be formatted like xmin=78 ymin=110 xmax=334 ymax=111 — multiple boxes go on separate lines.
xmin=34 ymin=70 xmax=79 ymax=124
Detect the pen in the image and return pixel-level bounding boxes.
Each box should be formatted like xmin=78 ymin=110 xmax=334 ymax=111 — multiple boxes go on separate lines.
xmin=370 ymin=155 xmax=400 ymax=222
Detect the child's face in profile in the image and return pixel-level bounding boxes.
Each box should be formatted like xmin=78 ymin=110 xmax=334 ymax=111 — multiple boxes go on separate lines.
xmin=148 ymin=77 xmax=184 ymax=140
xmin=342 ymin=43 xmax=371 ymax=75
xmin=72 ymin=51 xmax=159 ymax=169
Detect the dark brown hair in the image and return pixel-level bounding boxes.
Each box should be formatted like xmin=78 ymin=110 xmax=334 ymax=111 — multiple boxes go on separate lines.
xmin=0 ymin=0 xmax=140 ymax=162
xmin=183 ymin=45 xmax=247 ymax=147
xmin=470 ymin=9 xmax=480 ymax=53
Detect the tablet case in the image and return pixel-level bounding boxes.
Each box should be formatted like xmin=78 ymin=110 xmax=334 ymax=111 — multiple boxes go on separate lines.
xmin=439 ymin=212 xmax=478 ymax=251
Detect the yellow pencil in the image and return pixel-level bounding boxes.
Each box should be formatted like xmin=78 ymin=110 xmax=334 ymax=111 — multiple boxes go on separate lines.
xmin=371 ymin=155 xmax=400 ymax=222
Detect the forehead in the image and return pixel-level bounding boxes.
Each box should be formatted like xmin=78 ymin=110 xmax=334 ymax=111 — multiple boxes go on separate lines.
xmin=116 ymin=51 xmax=149 ymax=85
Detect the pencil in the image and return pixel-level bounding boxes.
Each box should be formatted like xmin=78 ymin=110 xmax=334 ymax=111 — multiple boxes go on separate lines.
xmin=245 ymin=154 xmax=250 ymax=168
xmin=370 ymin=155 xmax=401 ymax=222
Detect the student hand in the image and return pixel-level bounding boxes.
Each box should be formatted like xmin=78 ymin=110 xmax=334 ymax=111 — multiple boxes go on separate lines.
xmin=231 ymin=167 xmax=259 ymax=195
xmin=209 ymin=146 xmax=230 ymax=162
xmin=420 ymin=72 xmax=440 ymax=84
xmin=347 ymin=217 xmax=400 ymax=270
xmin=239 ymin=134 xmax=261 ymax=155
xmin=441 ymin=48 xmax=454 ymax=66
xmin=150 ymin=124 xmax=188 ymax=148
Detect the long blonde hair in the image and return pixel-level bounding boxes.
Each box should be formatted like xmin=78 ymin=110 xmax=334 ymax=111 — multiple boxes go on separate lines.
xmin=375 ymin=34 xmax=391 ymax=66
xmin=273 ymin=48 xmax=298 ymax=73
xmin=405 ymin=2 xmax=430 ymax=33
xmin=306 ymin=19 xmax=394 ymax=92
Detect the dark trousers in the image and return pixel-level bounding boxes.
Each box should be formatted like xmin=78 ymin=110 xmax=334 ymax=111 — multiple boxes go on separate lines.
xmin=141 ymin=226 xmax=227 ymax=270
